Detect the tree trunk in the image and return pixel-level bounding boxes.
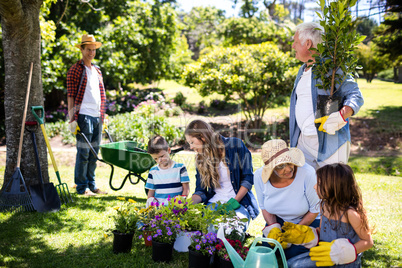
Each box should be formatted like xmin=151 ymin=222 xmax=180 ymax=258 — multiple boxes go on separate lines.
xmin=398 ymin=66 xmax=402 ymax=83
xmin=1 ymin=0 xmax=49 ymax=191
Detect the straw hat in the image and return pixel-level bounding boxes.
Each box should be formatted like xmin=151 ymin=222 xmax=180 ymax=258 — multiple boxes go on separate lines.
xmin=75 ymin=34 xmax=102 ymax=49
xmin=260 ymin=139 xmax=305 ymax=183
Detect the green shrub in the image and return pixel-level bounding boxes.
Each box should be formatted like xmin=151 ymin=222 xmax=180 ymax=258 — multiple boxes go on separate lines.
xmin=197 ymin=101 xmax=207 ymax=114
xmin=377 ymin=68 xmax=394 ymax=80
xmin=173 ymin=91 xmax=186 ymax=107
xmin=108 ymin=109 xmax=184 ymax=147
xmin=210 ymin=99 xmax=226 ymax=110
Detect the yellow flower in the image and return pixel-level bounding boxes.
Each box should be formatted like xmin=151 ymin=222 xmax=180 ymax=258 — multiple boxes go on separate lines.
xmin=113 ymin=206 xmax=120 ymax=210
xmin=117 ymin=197 xmax=126 ymax=201
xmin=128 ymin=199 xmax=136 ymax=203
xmin=104 ymin=233 xmax=108 ymax=238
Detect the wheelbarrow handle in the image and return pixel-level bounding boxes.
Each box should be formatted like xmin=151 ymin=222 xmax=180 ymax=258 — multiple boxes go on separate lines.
xmin=171 ymin=147 xmax=184 ymax=155
xmin=77 ymin=131 xmax=102 ymax=161
xmin=31 ymin=106 xmax=45 ymax=125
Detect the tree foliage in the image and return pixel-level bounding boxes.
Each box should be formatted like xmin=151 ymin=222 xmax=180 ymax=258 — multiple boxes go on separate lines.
xmin=179 ymin=6 xmax=226 ymax=60
xmin=356 ymin=42 xmax=387 ymax=83
xmin=313 ymin=0 xmax=366 ymax=95
xmin=182 ymin=42 xmax=297 ymax=128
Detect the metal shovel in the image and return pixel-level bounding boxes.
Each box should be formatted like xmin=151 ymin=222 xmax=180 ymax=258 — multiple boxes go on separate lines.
xmin=26 ymin=121 xmax=61 ymax=212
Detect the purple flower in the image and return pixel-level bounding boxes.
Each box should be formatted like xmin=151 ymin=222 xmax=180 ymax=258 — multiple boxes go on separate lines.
xmin=157 ymin=229 xmax=162 ymax=235
xmin=139 ymin=235 xmax=143 ymax=239
xmin=196 ymin=245 xmax=201 ymax=250
xmin=167 ymin=231 xmax=172 ymax=236
xmin=147 ymin=236 xmax=152 ymax=241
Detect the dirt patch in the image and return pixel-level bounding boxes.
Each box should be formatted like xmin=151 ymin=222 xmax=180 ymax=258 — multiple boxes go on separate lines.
xmin=349 ymin=117 xmax=401 ymax=157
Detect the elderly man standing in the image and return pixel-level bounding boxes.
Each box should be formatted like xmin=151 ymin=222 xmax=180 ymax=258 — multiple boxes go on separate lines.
xmin=67 ymin=34 xmax=108 ymax=196
xmin=289 ymin=22 xmax=364 ymax=169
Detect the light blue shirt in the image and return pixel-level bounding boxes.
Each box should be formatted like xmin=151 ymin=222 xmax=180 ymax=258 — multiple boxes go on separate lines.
xmin=254 ymin=164 xmax=320 ymax=223
xmin=289 ymin=64 xmax=364 ymax=161
xmin=145 ymin=161 xmax=190 ymax=205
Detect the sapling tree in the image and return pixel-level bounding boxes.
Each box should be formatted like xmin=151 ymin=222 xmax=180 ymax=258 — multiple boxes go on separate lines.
xmin=313 ymin=0 xmax=366 ymax=96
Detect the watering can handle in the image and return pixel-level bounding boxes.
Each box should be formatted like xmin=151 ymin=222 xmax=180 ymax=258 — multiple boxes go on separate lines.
xmin=31 ymin=106 xmax=45 ymax=125
xmin=251 ymin=237 xmax=288 ymax=268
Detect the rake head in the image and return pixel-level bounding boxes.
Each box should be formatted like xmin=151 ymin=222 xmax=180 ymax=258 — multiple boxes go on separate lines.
xmin=0 ymin=168 xmax=35 ymax=212
xmin=55 ymin=183 xmax=73 ymax=204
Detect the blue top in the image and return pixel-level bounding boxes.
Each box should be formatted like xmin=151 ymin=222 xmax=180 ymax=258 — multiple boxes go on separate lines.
xmin=320 ymin=214 xmax=360 ymax=244
xmin=254 ymin=164 xmax=320 ymax=223
xmin=289 ymin=64 xmax=364 ymax=161
xmin=193 ymin=136 xmax=260 ymax=220
xmin=145 ymin=161 xmax=190 ymax=205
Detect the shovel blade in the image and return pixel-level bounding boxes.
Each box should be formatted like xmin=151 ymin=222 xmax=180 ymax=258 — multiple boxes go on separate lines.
xmin=29 ymin=183 xmax=61 ymax=212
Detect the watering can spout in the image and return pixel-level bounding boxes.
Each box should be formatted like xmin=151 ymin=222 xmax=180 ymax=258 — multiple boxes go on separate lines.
xmin=217 ymin=226 xmax=245 ymax=268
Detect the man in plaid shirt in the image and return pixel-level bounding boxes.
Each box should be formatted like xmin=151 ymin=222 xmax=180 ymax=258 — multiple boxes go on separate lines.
xmin=67 ymin=34 xmax=107 ymax=196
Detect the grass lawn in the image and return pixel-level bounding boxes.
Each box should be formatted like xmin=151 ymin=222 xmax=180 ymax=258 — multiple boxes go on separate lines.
xmin=0 ymin=153 xmax=401 ymax=267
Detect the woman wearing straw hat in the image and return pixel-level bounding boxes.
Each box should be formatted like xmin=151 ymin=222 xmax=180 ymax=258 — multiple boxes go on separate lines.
xmin=254 ymin=139 xmax=320 ymax=259
xmin=185 ymin=120 xmax=260 ymax=229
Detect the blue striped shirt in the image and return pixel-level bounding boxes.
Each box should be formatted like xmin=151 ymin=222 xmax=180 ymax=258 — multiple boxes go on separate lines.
xmin=145 ymin=161 xmax=190 ymax=205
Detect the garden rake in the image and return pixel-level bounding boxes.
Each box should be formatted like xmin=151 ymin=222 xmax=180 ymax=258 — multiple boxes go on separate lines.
xmin=31 ymin=106 xmax=73 ymax=204
xmin=0 ymin=62 xmax=35 ymax=212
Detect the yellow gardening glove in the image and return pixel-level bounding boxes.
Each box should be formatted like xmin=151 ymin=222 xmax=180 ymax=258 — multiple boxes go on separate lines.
xmin=262 ymin=223 xmax=291 ymax=249
xmin=282 ymin=222 xmax=319 ymax=249
xmin=102 ymin=114 xmax=109 ymax=132
xmin=69 ymin=121 xmax=80 ymax=135
xmin=314 ymin=111 xmax=347 ymax=135
xmin=309 ymin=238 xmax=357 ymax=267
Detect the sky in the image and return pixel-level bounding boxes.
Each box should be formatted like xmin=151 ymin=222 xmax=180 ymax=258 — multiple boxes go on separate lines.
xmin=175 ymin=0 xmax=382 ymax=24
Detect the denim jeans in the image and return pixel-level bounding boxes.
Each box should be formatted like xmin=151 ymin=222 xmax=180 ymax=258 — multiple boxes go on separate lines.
xmin=287 ymin=252 xmax=362 ymax=268
xmin=75 ymin=114 xmax=101 ymax=194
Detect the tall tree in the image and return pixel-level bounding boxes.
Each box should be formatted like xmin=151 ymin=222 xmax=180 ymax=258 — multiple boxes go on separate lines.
xmin=0 ymin=0 xmax=49 ymax=189
xmin=373 ymin=0 xmax=402 ymax=82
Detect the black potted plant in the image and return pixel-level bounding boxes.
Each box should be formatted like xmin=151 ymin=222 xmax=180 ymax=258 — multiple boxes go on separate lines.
xmin=312 ymin=0 xmax=366 ymax=119
xmin=109 ymin=197 xmax=140 ymax=254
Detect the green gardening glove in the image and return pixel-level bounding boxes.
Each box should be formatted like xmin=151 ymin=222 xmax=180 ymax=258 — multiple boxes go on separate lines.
xmin=226 ymin=198 xmax=241 ymax=211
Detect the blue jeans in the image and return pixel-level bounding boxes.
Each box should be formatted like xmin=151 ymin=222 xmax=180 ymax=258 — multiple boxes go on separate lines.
xmin=287 ymin=252 xmax=362 ymax=268
xmin=75 ymin=114 xmax=101 ymax=194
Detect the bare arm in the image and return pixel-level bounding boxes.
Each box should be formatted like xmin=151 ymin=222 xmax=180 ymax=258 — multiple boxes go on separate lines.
xmin=262 ymin=209 xmax=277 ymax=225
xmin=234 ymin=186 xmax=248 ymax=203
xmin=347 ymin=209 xmax=373 ymax=254
xmin=340 ymin=105 xmax=354 ymax=120
xmin=181 ymin=183 xmax=189 ymax=197
xmin=67 ymin=96 xmax=75 ymax=123
xmin=298 ymin=212 xmax=319 ymax=226
xmin=147 ymin=190 xmax=155 ymax=199
xmin=191 ymin=194 xmax=202 ymax=204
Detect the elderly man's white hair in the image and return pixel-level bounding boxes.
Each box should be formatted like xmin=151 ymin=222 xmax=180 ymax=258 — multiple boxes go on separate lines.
xmin=295 ymin=22 xmax=324 ymax=48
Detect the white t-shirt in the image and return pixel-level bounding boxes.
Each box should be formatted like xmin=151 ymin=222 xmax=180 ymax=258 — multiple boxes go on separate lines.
xmin=295 ymin=67 xmax=316 ymax=136
xmin=254 ymin=164 xmax=320 ymax=223
xmin=79 ymin=65 xmax=101 ymax=117
xmin=208 ymin=161 xmax=236 ymax=203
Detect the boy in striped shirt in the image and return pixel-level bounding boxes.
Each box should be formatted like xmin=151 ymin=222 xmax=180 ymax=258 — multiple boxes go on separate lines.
xmin=145 ymin=135 xmax=190 ymax=207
